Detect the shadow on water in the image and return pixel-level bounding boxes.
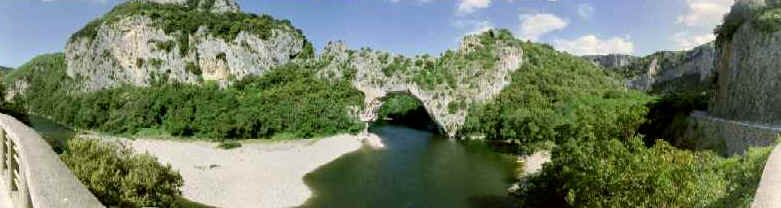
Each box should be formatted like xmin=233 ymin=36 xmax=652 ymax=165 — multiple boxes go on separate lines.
xmin=299 ymin=125 xmax=519 ymax=208
xmin=27 ymin=115 xmax=75 ymax=154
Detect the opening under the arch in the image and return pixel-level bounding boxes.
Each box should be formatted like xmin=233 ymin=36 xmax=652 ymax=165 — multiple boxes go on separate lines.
xmin=375 ymin=94 xmax=440 ymax=133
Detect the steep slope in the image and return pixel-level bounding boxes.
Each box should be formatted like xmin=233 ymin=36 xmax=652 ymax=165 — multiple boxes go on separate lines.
xmin=321 ymin=30 xmax=523 ymax=136
xmin=711 ymin=0 xmax=781 ymax=123
xmin=10 ymin=0 xmax=634 ymax=139
xmin=584 ymin=42 xmax=716 ymax=94
xmin=65 ymin=0 xmax=312 ymax=91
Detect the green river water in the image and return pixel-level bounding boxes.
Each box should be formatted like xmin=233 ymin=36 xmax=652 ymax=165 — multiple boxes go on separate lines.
xmin=300 ymin=125 xmax=518 ymax=208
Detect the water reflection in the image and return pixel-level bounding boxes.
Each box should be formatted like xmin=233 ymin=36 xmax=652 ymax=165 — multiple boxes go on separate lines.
xmin=300 ymin=125 xmax=518 ymax=208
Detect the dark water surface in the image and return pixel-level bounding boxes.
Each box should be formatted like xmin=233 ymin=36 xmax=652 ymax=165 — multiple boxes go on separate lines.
xmin=27 ymin=115 xmax=75 ymax=153
xmin=300 ymin=126 xmax=518 ymax=208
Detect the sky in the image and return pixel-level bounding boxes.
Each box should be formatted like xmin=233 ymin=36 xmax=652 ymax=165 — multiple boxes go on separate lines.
xmin=0 ymin=0 xmax=733 ymax=67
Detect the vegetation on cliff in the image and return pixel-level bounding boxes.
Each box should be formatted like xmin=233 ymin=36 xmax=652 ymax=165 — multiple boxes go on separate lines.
xmin=460 ymin=41 xmax=653 ymax=152
xmin=7 ymin=54 xmax=364 ymax=140
xmin=70 ymin=0 xmax=313 ymax=57
xmin=716 ymin=2 xmax=781 ymax=42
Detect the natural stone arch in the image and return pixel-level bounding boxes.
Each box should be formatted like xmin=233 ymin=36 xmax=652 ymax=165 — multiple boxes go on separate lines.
xmin=362 ymin=89 xmax=444 ymax=133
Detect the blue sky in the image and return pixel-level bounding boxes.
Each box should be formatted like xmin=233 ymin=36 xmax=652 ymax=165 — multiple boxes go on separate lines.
xmin=0 ymin=0 xmax=732 ymax=67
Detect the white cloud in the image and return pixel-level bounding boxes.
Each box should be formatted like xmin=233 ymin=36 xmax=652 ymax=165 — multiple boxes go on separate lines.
xmin=457 ymin=0 xmax=491 ymax=15
xmin=677 ymin=0 xmax=733 ymax=27
xmin=577 ymin=3 xmax=594 ymax=19
xmin=673 ymin=32 xmax=715 ymax=50
xmin=518 ymin=13 xmax=568 ymax=41
xmin=553 ymin=35 xmax=634 ymax=55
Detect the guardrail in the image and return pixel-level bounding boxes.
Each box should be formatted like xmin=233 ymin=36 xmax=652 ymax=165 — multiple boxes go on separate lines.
xmin=0 ymin=114 xmax=103 ymax=208
xmin=752 ymin=144 xmax=781 ymax=208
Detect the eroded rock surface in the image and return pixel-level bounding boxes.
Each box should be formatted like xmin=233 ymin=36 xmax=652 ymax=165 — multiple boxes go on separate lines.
xmin=712 ymin=5 xmax=781 ymax=123
xmin=320 ymin=31 xmax=523 ymax=137
xmin=65 ymin=1 xmax=305 ymax=91
xmin=584 ymin=43 xmax=715 ymax=94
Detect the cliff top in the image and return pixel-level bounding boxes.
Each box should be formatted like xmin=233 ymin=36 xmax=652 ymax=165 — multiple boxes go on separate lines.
xmin=69 ymin=0 xmax=301 ymax=44
xmin=138 ymin=0 xmax=239 ymax=13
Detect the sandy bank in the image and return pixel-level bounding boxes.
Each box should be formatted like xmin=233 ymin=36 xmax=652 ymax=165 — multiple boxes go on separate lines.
xmin=113 ymin=133 xmax=381 ymax=208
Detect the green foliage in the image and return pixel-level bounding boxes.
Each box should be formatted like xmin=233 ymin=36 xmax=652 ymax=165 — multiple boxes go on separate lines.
xmin=61 ymin=138 xmax=183 ymax=207
xmin=519 ymin=137 xmax=773 ymax=208
xmin=381 ymin=57 xmax=409 ymax=77
xmin=716 ymin=3 xmax=781 ymax=42
xmin=136 ymin=58 xmax=145 ymax=68
xmin=461 ymin=41 xmax=652 ymax=152
xmin=295 ymin=41 xmax=316 ymax=59
xmin=69 ymin=0 xmax=311 ymax=57
xmin=149 ymin=58 xmax=164 ymax=68
xmin=153 ymin=40 xmax=176 ymax=53
xmin=13 ymin=56 xmax=365 ymax=140
xmin=753 ymin=7 xmax=781 ymax=33
xmin=216 ymin=52 xmax=227 ymax=62
xmin=217 ymin=141 xmax=241 ymax=149
xmin=447 ymin=100 xmax=466 ymax=114
xmin=411 ymin=29 xmax=519 ymax=90
xmin=378 ymin=94 xmax=423 ymax=119
xmin=185 ymin=62 xmax=202 ymax=75
xmin=638 ymin=92 xmax=709 ymax=149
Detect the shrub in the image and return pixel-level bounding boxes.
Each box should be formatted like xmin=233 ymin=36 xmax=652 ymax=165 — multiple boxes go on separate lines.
xmin=378 ymin=94 xmax=422 ymax=119
xmin=61 ymin=138 xmax=183 ymax=207
xmin=638 ymin=92 xmax=709 ymax=148
xmin=460 ymin=41 xmax=653 ymax=153
xmin=217 ymin=141 xmax=241 ymax=149
xmin=12 ymin=56 xmax=365 ymax=140
xmin=519 ymin=137 xmax=774 ymax=208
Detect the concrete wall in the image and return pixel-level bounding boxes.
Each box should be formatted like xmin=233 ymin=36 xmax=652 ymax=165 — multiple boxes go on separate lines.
xmin=686 ymin=111 xmax=780 ymax=155
xmin=0 ymin=114 xmax=103 ymax=208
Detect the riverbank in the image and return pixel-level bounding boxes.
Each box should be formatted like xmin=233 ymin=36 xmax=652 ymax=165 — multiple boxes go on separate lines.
xmin=81 ymin=132 xmax=382 ymax=208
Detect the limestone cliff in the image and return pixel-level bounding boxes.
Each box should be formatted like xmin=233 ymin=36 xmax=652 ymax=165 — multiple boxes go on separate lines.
xmin=65 ymin=0 xmax=308 ymax=91
xmin=582 ymin=54 xmax=636 ymax=69
xmin=61 ymin=0 xmax=525 ymax=137
xmin=711 ymin=0 xmax=781 ymax=124
xmin=584 ymin=42 xmax=715 ymax=94
xmin=320 ymin=30 xmax=523 ymax=137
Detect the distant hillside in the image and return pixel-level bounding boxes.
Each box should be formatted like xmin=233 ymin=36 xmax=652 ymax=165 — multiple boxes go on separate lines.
xmin=583 ymin=42 xmax=715 ymax=94
xmin=0 ymin=66 xmax=12 ymax=72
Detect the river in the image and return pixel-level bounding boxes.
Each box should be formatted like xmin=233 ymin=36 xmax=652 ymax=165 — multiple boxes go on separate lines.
xmin=300 ymin=125 xmax=519 ymax=208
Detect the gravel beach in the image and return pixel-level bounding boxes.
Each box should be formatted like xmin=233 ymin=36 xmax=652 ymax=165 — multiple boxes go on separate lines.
xmin=124 ymin=134 xmax=379 ymax=208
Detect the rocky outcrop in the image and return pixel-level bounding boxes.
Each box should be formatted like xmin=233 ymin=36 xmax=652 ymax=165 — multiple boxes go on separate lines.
xmin=582 ymin=54 xmax=636 ymax=69
xmin=584 ymin=42 xmax=715 ymax=94
xmin=711 ymin=0 xmax=781 ymax=124
xmin=320 ymin=31 xmax=523 ymax=137
xmin=65 ymin=0 xmax=305 ymax=91
xmin=63 ymin=0 xmax=524 ymax=137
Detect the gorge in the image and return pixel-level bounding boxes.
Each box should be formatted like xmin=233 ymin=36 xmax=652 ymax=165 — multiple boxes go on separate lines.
xmin=2 ymin=0 xmax=781 ymax=207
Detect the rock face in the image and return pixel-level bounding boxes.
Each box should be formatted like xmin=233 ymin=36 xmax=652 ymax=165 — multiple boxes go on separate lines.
xmin=584 ymin=42 xmax=715 ymax=94
xmin=582 ymin=54 xmax=636 ymax=69
xmin=320 ymin=31 xmax=523 ymax=137
xmin=63 ymin=0 xmax=524 ymax=137
xmin=65 ymin=0 xmax=305 ymax=91
xmin=711 ymin=1 xmax=781 ymax=124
